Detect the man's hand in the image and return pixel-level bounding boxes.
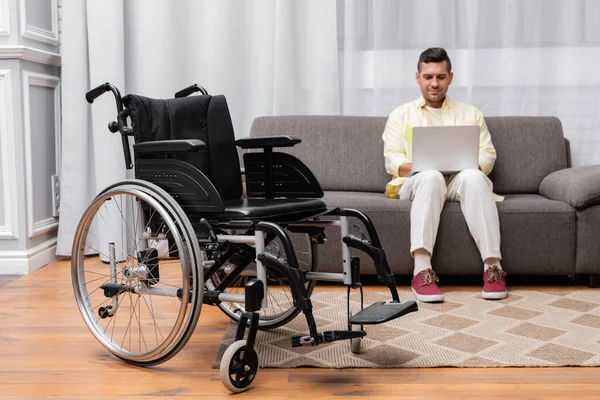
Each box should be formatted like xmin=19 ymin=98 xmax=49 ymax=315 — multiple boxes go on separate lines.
xmin=399 ymin=162 xmax=413 ymax=177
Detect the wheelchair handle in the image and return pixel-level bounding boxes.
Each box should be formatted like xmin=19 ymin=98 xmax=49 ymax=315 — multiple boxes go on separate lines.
xmin=174 ymin=84 xmax=208 ymax=98
xmin=86 ymin=83 xmax=132 ymax=169
xmin=85 ymin=83 xmax=109 ymax=103
xmin=86 ymin=82 xmax=124 ymax=110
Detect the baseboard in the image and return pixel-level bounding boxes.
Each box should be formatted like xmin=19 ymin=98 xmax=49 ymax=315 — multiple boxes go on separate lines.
xmin=0 ymin=238 xmax=57 ymax=274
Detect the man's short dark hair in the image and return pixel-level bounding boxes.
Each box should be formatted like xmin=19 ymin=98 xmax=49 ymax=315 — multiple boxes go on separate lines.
xmin=418 ymin=47 xmax=452 ymax=72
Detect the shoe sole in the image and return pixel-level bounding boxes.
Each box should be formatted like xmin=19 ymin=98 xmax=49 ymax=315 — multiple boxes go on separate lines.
xmin=482 ymin=290 xmax=508 ymax=300
xmin=412 ymin=288 xmax=444 ymax=303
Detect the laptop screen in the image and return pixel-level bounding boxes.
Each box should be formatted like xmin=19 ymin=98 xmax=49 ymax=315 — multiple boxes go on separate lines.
xmin=410 ymin=125 xmax=479 ymax=176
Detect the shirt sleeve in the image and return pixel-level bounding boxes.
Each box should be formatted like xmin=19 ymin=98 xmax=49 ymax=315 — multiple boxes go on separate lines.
xmin=382 ymin=109 xmax=411 ymax=177
xmin=476 ymin=110 xmax=496 ymax=175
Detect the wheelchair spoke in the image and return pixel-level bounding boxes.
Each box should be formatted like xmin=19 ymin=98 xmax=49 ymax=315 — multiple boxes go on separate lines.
xmin=83 ymin=277 xmax=114 ymax=300
xmin=140 ymin=294 xmax=166 ymax=346
xmin=133 ymin=293 xmax=148 ymax=353
xmin=121 ymin=290 xmax=137 ymax=350
xmin=266 ymin=288 xmax=286 ymax=318
xmin=82 ymin=235 xmax=121 ymax=264
xmin=109 ymin=296 xmax=119 ymax=342
xmin=96 ymin=205 xmax=132 ymax=258
xmin=275 ymin=280 xmax=294 ymax=311
xmin=83 ymin=273 xmax=113 ymax=285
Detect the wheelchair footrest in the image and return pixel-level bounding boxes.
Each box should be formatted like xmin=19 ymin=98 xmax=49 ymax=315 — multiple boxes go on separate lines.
xmin=349 ymin=301 xmax=418 ymax=325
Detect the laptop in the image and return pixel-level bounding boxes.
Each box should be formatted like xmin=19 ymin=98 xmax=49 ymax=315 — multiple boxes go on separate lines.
xmin=409 ymin=125 xmax=479 ymax=177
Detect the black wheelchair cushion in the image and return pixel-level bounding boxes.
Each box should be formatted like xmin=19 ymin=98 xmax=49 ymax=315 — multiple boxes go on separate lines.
xmin=124 ymin=93 xmax=327 ymax=224
xmin=124 ymin=94 xmax=243 ymax=201
xmin=209 ymin=198 xmax=328 ymax=221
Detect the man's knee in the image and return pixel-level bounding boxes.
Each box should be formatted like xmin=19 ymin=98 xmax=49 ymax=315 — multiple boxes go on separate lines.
xmin=413 ymin=170 xmax=447 ymax=197
xmin=456 ymin=169 xmax=490 ymax=191
xmin=419 ymin=170 xmax=445 ymax=187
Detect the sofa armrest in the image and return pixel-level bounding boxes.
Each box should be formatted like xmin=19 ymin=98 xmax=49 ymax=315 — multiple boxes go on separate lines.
xmin=539 ymin=165 xmax=600 ymax=210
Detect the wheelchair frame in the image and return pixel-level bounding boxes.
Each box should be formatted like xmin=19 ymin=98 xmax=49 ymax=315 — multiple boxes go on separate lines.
xmin=73 ymin=82 xmax=418 ymax=393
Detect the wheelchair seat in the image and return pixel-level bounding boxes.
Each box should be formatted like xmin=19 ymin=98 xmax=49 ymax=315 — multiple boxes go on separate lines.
xmin=123 ymin=93 xmax=327 ymax=220
xmin=215 ymin=198 xmax=327 ymax=221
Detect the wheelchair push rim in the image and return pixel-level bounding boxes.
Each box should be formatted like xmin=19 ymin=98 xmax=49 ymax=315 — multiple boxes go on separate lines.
xmin=71 ymin=182 xmax=203 ymax=365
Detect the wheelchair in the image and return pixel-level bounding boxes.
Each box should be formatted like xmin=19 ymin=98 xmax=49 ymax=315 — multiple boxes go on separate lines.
xmin=72 ymin=82 xmax=418 ymax=393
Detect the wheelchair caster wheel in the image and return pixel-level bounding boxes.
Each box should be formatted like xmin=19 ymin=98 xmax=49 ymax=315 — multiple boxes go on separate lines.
xmin=220 ymin=340 xmax=258 ymax=393
xmin=350 ymin=309 xmax=362 ymax=354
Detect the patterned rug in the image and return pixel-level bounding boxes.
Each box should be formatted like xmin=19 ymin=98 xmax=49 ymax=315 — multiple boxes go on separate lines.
xmin=213 ymin=289 xmax=600 ymax=368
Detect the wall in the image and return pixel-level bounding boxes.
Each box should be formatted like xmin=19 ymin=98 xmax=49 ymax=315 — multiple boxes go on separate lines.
xmin=0 ymin=0 xmax=60 ymax=274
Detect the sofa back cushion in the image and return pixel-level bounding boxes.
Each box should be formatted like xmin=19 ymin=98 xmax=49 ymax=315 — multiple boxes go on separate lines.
xmin=249 ymin=115 xmax=568 ymax=194
xmin=486 ymin=117 xmax=567 ymax=194
xmin=250 ymin=116 xmax=390 ymax=192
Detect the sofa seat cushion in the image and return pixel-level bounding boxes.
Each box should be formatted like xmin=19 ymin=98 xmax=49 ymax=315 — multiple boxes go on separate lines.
xmin=318 ymin=191 xmax=576 ymax=276
xmin=324 ymin=190 xmax=409 ymax=212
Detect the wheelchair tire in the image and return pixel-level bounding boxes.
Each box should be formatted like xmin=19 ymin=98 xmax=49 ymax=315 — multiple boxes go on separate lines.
xmin=72 ymin=180 xmax=203 ymax=366
xmin=219 ymin=340 xmax=258 ymax=393
xmin=205 ymin=231 xmax=317 ymax=330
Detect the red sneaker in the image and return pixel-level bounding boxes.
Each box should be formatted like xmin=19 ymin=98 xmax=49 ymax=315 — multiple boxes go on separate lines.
xmin=482 ymin=265 xmax=507 ymax=300
xmin=411 ymin=268 xmax=444 ymax=302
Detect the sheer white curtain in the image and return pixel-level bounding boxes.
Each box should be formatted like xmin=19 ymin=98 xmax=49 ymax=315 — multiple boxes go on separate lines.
xmin=339 ymin=0 xmax=600 ymax=167
xmin=58 ymin=0 xmax=127 ymax=256
xmin=57 ymin=0 xmax=339 ymax=255
xmin=58 ymin=0 xmax=600 ymax=255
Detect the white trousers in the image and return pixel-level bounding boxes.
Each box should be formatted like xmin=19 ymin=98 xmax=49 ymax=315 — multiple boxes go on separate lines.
xmin=399 ymin=169 xmax=502 ymax=261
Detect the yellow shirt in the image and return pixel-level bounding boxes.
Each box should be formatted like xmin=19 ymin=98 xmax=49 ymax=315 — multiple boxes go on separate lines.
xmin=382 ymin=96 xmax=498 ymax=199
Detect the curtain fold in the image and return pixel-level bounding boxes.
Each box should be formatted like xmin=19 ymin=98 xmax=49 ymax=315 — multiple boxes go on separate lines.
xmin=56 ymin=1 xmax=94 ymax=256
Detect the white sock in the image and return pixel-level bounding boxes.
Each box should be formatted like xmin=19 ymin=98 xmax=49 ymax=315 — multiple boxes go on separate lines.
xmin=484 ymin=258 xmax=502 ymax=272
xmin=413 ymin=249 xmax=432 ymax=276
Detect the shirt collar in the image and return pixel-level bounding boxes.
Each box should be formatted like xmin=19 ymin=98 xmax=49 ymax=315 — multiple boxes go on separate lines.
xmin=415 ymin=96 xmax=452 ymax=110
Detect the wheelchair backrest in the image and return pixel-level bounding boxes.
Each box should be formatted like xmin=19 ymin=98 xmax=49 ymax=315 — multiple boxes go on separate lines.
xmin=123 ymin=94 xmax=243 ymax=202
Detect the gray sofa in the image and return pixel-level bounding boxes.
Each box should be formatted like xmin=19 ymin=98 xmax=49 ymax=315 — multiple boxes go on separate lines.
xmin=249 ymin=116 xmax=600 ymax=282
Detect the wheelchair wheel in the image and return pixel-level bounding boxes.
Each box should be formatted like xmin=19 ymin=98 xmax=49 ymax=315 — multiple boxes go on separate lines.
xmin=206 ymin=231 xmax=317 ymax=329
xmin=72 ymin=180 xmax=203 ymax=366
xmin=220 ymin=340 xmax=258 ymax=393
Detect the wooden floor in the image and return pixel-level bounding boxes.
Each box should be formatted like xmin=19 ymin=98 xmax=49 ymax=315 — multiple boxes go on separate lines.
xmin=1 ymin=259 xmax=599 ymax=399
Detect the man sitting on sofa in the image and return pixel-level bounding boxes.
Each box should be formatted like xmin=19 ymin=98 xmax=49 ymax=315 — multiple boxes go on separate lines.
xmin=382 ymin=47 xmax=507 ymax=302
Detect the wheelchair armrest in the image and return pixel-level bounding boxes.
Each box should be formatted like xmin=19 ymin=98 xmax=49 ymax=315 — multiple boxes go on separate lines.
xmin=133 ymin=139 xmax=206 ymax=155
xmin=235 ymin=136 xmax=301 ymax=149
